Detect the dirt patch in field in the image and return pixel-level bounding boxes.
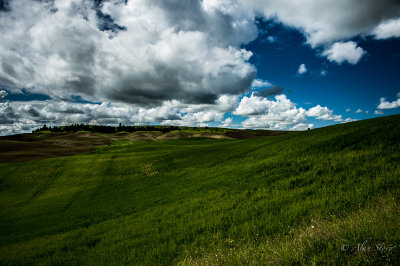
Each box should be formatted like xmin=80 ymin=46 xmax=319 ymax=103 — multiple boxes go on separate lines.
xmin=127 ymin=132 xmax=163 ymax=141
xmin=0 ymin=132 xmax=112 ymax=163
xmin=193 ymin=132 xmax=232 ymax=139
xmin=157 ymin=132 xmax=192 ymax=140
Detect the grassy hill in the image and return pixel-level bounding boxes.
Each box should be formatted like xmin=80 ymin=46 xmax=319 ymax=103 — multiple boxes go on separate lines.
xmin=0 ymin=115 xmax=399 ymax=265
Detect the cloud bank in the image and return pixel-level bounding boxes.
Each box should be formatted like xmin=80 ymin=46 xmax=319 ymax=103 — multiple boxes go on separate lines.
xmin=0 ymin=0 xmax=257 ymax=105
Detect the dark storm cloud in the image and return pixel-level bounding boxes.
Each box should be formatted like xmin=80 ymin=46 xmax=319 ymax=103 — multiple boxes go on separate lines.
xmin=27 ymin=107 xmax=41 ymax=117
xmin=108 ymin=72 xmax=253 ymax=106
xmin=345 ymin=0 xmax=400 ymax=30
xmin=254 ymin=85 xmax=284 ymax=98
xmin=64 ymin=75 xmax=96 ymax=95
xmin=1 ymin=62 xmax=17 ymax=78
xmin=93 ymin=0 xmax=127 ymax=8
xmin=92 ymin=0 xmax=127 ymax=33
xmin=0 ymin=75 xmax=15 ymax=87
xmin=0 ymin=103 xmax=18 ymax=124
xmin=106 ymin=67 xmax=183 ymax=106
xmin=96 ymin=10 xmax=127 ymax=33
xmin=107 ymin=75 xmax=219 ymax=107
xmin=106 ymin=57 xmax=255 ymax=106
xmin=154 ymin=0 xmax=209 ymax=35
xmin=0 ymin=0 xmax=10 ymax=12
xmin=245 ymin=0 xmax=400 ymax=46
xmin=153 ymin=0 xmax=257 ymax=46
xmin=160 ymin=113 xmax=181 ymax=121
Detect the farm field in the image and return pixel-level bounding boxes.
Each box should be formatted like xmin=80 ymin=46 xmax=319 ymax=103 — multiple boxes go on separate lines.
xmin=0 ymin=115 xmax=399 ymax=265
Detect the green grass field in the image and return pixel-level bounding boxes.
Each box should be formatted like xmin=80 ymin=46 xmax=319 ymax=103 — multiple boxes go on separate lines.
xmin=0 ymin=115 xmax=399 ymax=265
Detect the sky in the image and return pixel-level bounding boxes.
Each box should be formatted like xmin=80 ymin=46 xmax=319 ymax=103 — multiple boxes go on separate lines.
xmin=1 ymin=0 xmax=400 ymax=135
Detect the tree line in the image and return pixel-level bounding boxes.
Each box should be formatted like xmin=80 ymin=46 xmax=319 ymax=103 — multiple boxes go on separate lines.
xmin=32 ymin=124 xmax=182 ymax=134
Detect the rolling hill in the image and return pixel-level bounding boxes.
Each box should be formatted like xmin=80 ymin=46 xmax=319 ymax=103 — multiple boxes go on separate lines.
xmin=0 ymin=126 xmax=289 ymax=163
xmin=0 ymin=115 xmax=399 ymax=265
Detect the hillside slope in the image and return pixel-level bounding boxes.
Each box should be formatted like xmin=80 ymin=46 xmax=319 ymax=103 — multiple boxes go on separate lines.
xmin=0 ymin=115 xmax=399 ymax=265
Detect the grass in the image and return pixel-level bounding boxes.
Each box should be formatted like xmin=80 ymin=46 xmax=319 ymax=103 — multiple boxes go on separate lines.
xmin=0 ymin=115 xmax=399 ymax=265
xmin=180 ymin=196 xmax=399 ymax=265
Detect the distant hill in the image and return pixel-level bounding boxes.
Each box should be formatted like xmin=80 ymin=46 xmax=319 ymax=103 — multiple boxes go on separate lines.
xmin=0 ymin=126 xmax=291 ymax=162
xmin=0 ymin=115 xmax=399 ymax=265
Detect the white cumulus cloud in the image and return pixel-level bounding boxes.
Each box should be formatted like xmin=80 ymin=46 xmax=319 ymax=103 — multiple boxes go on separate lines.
xmin=219 ymin=117 xmax=233 ymax=128
xmin=298 ymin=64 xmax=307 ymax=75
xmin=234 ymin=93 xmax=308 ymax=130
xmin=355 ymin=109 xmax=363 ymax=113
xmin=252 ymin=79 xmax=272 ymax=88
xmin=291 ymin=123 xmax=314 ymax=131
xmin=373 ymin=18 xmax=400 ymax=39
xmin=377 ymin=96 xmax=400 ymax=109
xmin=306 ymin=105 xmax=343 ymax=121
xmin=322 ymin=41 xmax=366 ymax=65
xmin=0 ymin=93 xmax=242 ymax=135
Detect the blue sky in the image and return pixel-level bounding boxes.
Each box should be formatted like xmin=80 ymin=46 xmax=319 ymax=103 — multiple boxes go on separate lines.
xmin=239 ymin=19 xmax=400 ymax=128
xmin=1 ymin=0 xmax=400 ymax=135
